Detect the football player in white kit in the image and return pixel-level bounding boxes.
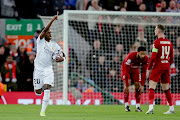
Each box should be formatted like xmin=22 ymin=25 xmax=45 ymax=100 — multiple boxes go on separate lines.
xmin=33 ymin=12 xmax=65 ymax=116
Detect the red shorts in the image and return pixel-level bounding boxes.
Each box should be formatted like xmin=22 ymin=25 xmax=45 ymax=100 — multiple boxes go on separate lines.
xmin=121 ymin=65 xmax=140 ymax=83
xmin=149 ymin=69 xmax=170 ymax=84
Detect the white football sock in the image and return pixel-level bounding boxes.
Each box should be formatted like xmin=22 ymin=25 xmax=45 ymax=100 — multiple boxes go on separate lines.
xmin=169 ymin=105 xmax=174 ymax=111
xmin=41 ymin=90 xmax=50 ymax=112
xmin=125 ymin=102 xmax=129 ymax=108
xmin=136 ymin=103 xmax=140 ymax=108
xmin=149 ymin=104 xmax=153 ymax=110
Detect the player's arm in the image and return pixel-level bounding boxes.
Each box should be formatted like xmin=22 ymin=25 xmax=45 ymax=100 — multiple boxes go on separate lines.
xmin=55 ymin=51 xmax=66 ymax=62
xmin=124 ymin=59 xmax=131 ymax=87
xmin=169 ymin=43 xmax=174 ymax=65
xmin=40 ymin=11 xmax=59 ymax=39
xmin=148 ymin=41 xmax=158 ymax=70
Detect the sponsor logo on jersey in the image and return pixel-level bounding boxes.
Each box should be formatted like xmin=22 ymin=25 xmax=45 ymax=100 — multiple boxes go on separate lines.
xmin=132 ymin=66 xmax=139 ymax=68
xmin=161 ymin=60 xmax=169 ymax=63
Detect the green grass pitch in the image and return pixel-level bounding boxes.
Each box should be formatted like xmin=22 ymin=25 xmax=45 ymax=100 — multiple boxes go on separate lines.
xmin=0 ymin=105 xmax=179 ymax=120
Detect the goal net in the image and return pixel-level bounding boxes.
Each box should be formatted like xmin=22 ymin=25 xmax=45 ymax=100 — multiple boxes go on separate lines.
xmin=40 ymin=11 xmax=180 ymax=105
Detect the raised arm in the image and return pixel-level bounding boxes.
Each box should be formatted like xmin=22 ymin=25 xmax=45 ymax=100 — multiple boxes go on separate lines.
xmin=40 ymin=11 xmax=59 ymax=39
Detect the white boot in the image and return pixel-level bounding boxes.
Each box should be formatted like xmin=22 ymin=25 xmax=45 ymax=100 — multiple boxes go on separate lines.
xmin=163 ymin=105 xmax=175 ymax=114
xmin=146 ymin=105 xmax=154 ymax=114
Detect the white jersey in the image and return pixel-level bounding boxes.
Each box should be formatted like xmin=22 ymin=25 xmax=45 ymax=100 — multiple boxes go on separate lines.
xmin=34 ymin=36 xmax=62 ymax=71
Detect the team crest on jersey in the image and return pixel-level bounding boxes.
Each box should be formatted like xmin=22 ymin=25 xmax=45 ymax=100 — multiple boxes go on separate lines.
xmin=44 ymin=47 xmax=53 ymax=56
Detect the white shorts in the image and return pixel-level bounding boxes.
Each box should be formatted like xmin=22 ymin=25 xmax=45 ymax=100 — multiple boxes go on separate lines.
xmin=33 ymin=68 xmax=54 ymax=90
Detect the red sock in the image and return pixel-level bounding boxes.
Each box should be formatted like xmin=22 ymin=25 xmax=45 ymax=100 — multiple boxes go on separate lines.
xmin=164 ymin=89 xmax=173 ymax=106
xmin=135 ymin=89 xmax=141 ymax=104
xmin=124 ymin=91 xmax=129 ymax=103
xmin=149 ymin=88 xmax=155 ymax=105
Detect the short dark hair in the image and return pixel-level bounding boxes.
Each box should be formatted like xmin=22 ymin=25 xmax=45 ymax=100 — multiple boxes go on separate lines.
xmin=157 ymin=24 xmax=165 ymax=33
xmin=35 ymin=30 xmax=41 ymax=34
xmin=138 ymin=46 xmax=146 ymax=52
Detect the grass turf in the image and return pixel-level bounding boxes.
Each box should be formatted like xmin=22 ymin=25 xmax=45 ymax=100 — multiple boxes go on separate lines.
xmin=0 ymin=105 xmax=179 ymax=120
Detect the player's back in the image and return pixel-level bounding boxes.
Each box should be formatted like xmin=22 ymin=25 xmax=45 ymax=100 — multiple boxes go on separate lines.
xmin=153 ymin=37 xmax=173 ymax=70
xmin=122 ymin=52 xmax=148 ymax=69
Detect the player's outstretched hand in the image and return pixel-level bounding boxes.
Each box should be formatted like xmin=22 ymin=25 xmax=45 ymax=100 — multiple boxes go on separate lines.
xmin=52 ymin=11 xmax=59 ymax=21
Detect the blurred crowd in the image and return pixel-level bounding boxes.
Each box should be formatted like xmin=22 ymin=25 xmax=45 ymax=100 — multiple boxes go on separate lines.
xmin=0 ymin=0 xmax=180 ymax=93
xmin=0 ymin=31 xmax=40 ymax=91
xmin=81 ymin=35 xmax=180 ymax=93
xmin=68 ymin=0 xmax=180 ymax=93
xmin=75 ymin=0 xmax=180 ymax=12
xmin=1 ymin=0 xmax=180 ymax=19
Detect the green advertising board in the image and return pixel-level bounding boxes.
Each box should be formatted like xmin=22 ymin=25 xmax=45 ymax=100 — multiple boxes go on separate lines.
xmin=5 ymin=19 xmax=43 ymax=48
xmin=6 ymin=19 xmax=43 ymax=35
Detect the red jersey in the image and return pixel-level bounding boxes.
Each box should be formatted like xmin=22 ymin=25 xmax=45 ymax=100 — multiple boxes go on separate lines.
xmin=148 ymin=37 xmax=173 ymax=70
xmin=122 ymin=52 xmax=149 ymax=86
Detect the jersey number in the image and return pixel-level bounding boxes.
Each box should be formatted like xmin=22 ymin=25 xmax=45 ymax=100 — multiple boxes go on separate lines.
xmin=160 ymin=46 xmax=170 ymax=59
xmin=34 ymin=79 xmax=40 ymax=84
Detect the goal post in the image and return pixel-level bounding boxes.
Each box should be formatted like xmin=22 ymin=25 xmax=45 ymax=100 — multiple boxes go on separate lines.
xmin=63 ymin=10 xmax=69 ymax=105
xmin=40 ymin=11 xmax=180 ymax=105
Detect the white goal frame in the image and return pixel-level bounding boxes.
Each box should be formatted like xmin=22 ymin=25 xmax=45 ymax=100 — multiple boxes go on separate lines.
xmin=63 ymin=10 xmax=180 ymax=105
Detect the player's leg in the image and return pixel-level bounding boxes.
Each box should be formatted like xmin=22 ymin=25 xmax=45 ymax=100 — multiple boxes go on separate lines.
xmin=40 ymin=71 xmax=54 ymax=116
xmin=132 ymin=69 xmax=143 ymax=112
xmin=33 ymin=69 xmax=43 ymax=96
xmin=123 ymin=80 xmax=130 ymax=112
xmin=121 ymin=66 xmax=131 ymax=112
xmin=146 ymin=69 xmax=161 ymax=114
xmin=161 ymin=83 xmax=175 ymax=114
xmin=35 ymin=89 xmax=43 ymax=96
xmin=40 ymin=84 xmax=51 ymax=116
xmin=134 ymin=82 xmax=143 ymax=112
xmin=146 ymin=80 xmax=157 ymax=114
xmin=161 ymin=70 xmax=175 ymax=114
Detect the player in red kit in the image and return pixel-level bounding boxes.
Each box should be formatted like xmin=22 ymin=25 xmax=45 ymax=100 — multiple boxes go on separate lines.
xmin=146 ymin=24 xmax=175 ymax=114
xmin=121 ymin=47 xmax=149 ymax=112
